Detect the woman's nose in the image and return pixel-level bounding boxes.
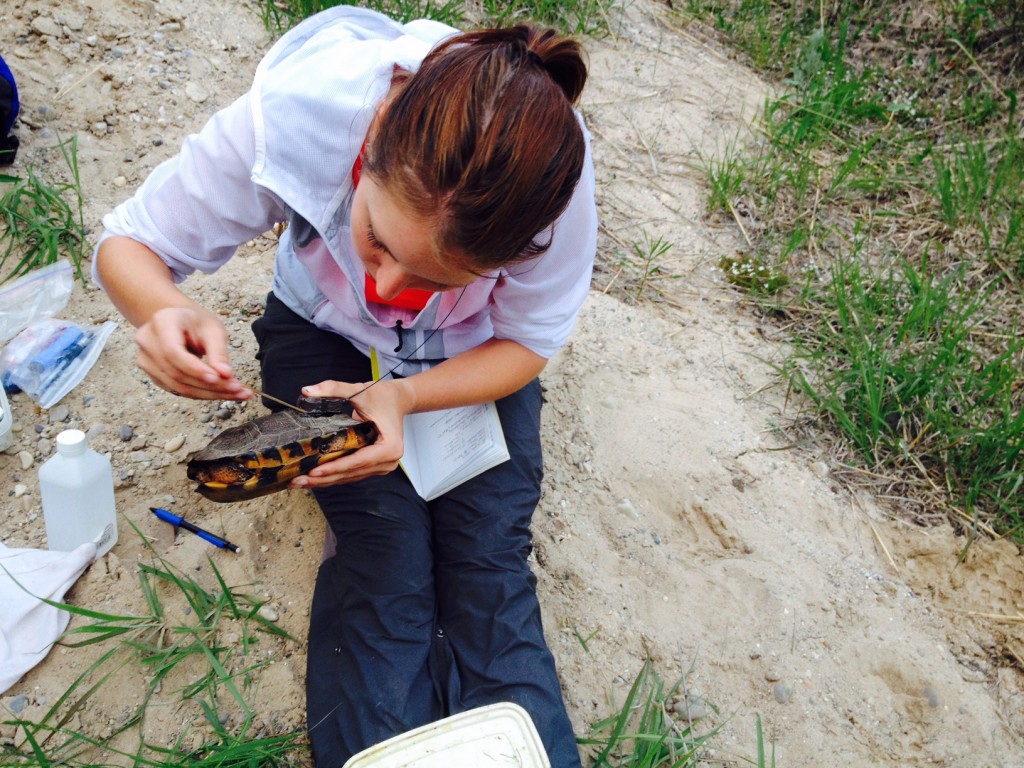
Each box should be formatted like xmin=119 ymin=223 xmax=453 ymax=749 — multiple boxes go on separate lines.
xmin=374 ymin=262 xmax=411 ymax=300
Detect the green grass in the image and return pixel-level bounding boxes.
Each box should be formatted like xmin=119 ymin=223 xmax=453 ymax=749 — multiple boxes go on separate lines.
xmin=579 ymin=658 xmax=776 ymax=767
xmin=785 ymin=255 xmax=1024 ymax=532
xmin=259 ymin=0 xmax=465 ymax=29
xmin=477 ymin=0 xmax=614 ymax=35
xmin=0 ymin=136 xmax=88 ymax=284
xmin=578 ymin=658 xmax=722 ymax=768
xmin=0 ymin=522 xmax=304 ymax=767
xmin=602 ymin=232 xmax=679 ymax=303
xmin=2 ymin=527 xmax=767 ymax=768
xmin=679 ymin=0 xmax=1024 ymax=543
xmin=258 ymin=0 xmax=614 ymax=35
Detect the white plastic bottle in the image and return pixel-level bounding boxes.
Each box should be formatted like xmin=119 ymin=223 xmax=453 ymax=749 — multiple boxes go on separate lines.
xmin=39 ymin=429 xmax=118 ymax=556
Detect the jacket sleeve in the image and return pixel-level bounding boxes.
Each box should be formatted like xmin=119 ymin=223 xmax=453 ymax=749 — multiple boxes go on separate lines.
xmin=93 ymin=91 xmax=286 ymax=288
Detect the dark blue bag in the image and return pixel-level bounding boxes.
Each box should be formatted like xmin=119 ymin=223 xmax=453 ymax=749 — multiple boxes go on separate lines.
xmin=0 ymin=53 xmax=20 ymax=166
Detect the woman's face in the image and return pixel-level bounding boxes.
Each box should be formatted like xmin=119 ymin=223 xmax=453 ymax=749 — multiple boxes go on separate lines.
xmin=350 ymin=174 xmax=477 ymax=301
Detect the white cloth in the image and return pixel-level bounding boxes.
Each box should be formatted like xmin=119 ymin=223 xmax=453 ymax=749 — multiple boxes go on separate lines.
xmin=94 ymin=6 xmax=598 ymax=377
xmin=0 ymin=541 xmax=97 ymax=694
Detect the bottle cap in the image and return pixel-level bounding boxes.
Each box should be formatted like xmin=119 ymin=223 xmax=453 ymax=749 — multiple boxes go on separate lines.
xmin=55 ymin=429 xmax=87 ymax=457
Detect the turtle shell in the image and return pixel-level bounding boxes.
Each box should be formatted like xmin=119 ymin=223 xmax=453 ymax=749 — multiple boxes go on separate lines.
xmin=186 ymin=401 xmax=377 ymax=503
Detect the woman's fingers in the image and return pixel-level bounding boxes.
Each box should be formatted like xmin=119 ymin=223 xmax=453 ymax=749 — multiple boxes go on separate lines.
xmin=134 ymin=307 xmax=251 ymax=400
xmin=290 ymin=442 xmax=402 ymax=488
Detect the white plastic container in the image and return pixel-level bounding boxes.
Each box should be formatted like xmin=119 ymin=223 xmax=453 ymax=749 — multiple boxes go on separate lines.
xmin=39 ymin=429 xmax=118 ymax=556
xmin=343 ymin=703 xmax=550 ymax=768
xmin=0 ymin=386 xmax=12 ymax=452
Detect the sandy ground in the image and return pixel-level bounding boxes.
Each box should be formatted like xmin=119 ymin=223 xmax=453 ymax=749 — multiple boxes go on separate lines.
xmin=1 ymin=0 xmax=1023 ymax=765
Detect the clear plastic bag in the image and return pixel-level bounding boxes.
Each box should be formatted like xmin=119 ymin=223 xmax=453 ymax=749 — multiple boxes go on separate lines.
xmin=1 ymin=318 xmax=117 ymax=408
xmin=0 ymin=259 xmax=118 ymax=408
xmin=0 ymin=260 xmax=73 ymax=344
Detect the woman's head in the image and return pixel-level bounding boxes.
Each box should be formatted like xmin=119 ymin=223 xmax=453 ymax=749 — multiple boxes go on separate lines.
xmin=362 ymin=25 xmax=588 ymax=274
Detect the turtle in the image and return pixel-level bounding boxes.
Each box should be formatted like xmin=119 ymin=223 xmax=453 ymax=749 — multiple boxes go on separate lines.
xmin=186 ymin=396 xmax=378 ymax=502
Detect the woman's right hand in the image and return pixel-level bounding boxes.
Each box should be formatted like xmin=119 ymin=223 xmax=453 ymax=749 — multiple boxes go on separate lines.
xmin=94 ymin=237 xmax=252 ymax=402
xmin=134 ymin=305 xmax=252 ymax=401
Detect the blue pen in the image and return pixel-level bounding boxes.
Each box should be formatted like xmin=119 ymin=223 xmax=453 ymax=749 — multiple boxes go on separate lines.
xmin=150 ymin=507 xmax=241 ymax=553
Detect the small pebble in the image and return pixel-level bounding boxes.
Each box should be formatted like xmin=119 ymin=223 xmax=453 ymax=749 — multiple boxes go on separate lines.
xmin=687 ymin=700 xmax=708 ymax=719
xmin=773 ymin=683 xmax=792 ymax=704
xmin=49 ymin=403 xmax=69 ymax=423
xmin=7 ymin=694 xmax=27 ymax=714
xmin=17 ymin=450 xmax=33 ymax=470
xmin=616 ymin=499 xmax=639 ymax=519
xmin=672 ymin=695 xmax=707 ymax=720
xmin=185 ymin=82 xmax=209 ymax=103
xmin=163 ymin=434 xmax=186 ymax=452
xmin=922 ymin=685 xmax=940 ymax=708
xmin=14 ymin=484 xmax=28 ymax=497
xmin=33 ymin=17 xmax=65 ymax=37
xmin=119 ymin=425 xmax=134 ymax=441
xmin=215 ymin=408 xmax=233 ymax=420
xmin=258 ymin=605 xmax=279 ymax=622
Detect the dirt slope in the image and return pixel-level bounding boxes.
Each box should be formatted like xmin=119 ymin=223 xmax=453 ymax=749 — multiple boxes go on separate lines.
xmin=1 ymin=1 xmax=1021 ymax=765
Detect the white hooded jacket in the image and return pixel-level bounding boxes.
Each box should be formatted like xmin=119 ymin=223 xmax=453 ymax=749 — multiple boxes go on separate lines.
xmin=95 ymin=7 xmax=598 ymax=376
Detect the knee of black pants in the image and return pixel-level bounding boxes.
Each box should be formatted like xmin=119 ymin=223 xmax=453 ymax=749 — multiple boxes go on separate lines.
xmin=306 ymin=474 xmax=442 ymax=764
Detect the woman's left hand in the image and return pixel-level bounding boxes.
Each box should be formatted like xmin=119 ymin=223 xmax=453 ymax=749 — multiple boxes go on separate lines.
xmin=288 ymin=377 xmax=415 ymax=488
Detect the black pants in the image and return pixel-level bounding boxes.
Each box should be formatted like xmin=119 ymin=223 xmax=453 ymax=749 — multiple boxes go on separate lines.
xmin=252 ymin=294 xmax=582 ymax=768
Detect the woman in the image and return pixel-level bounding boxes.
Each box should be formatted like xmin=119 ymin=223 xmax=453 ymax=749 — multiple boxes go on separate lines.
xmin=94 ymin=6 xmax=596 ymax=767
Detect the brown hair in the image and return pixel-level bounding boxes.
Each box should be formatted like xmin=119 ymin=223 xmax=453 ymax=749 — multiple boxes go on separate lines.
xmin=363 ymin=25 xmax=588 ymax=271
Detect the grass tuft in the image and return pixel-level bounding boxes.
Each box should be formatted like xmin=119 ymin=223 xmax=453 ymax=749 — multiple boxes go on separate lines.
xmin=680 ymin=0 xmax=1024 ymax=543
xmin=1 ymin=521 xmax=304 ymax=767
xmin=578 ymin=658 xmax=721 ymax=768
xmin=256 ymin=0 xmax=614 ymax=35
xmin=0 ymin=136 xmax=88 ymax=284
